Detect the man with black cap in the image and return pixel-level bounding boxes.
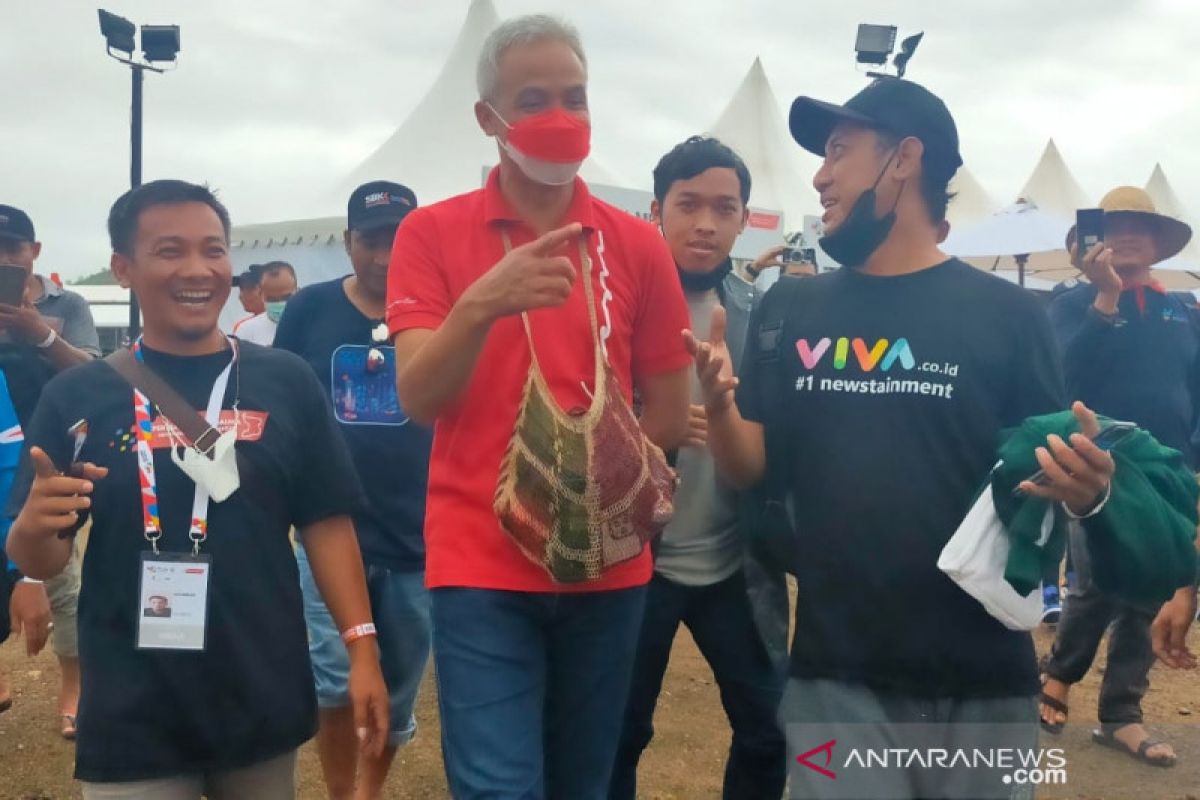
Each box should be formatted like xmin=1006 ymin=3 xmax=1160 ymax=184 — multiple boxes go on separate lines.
xmin=1038 ymin=186 xmax=1200 ymax=768
xmin=1 ymin=202 xmax=99 ymax=740
xmin=274 ymin=180 xmax=432 ymax=800
xmin=687 ymin=78 xmax=1115 ymax=798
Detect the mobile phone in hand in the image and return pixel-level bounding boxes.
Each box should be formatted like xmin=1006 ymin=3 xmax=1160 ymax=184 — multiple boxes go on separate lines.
xmin=0 ymin=264 xmax=27 ymax=306
xmin=1013 ymin=421 xmax=1136 ymax=496
xmin=1075 ymin=208 xmax=1106 ymax=258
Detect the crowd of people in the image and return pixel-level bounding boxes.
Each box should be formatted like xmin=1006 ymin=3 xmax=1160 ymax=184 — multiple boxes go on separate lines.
xmin=1 ymin=11 xmax=1198 ymax=800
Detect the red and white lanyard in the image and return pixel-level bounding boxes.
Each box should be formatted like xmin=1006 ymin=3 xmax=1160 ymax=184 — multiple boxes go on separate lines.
xmin=131 ymin=338 xmax=237 ymax=555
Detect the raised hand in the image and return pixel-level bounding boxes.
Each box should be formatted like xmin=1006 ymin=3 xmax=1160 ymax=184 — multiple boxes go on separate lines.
xmin=683 ymin=305 xmax=737 ymax=415
xmin=464 ymin=223 xmax=583 ymax=321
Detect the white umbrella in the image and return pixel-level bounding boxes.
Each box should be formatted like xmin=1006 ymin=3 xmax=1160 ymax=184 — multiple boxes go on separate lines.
xmin=943 ymin=200 xmax=1073 ymax=286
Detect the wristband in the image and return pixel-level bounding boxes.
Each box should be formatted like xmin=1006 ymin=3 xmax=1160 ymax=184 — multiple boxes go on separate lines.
xmin=341 ymin=623 xmax=377 ymax=645
xmin=35 ymin=328 xmax=58 ymax=349
xmin=1062 ymin=481 xmax=1112 ymax=520
xmin=1087 ymin=306 xmax=1123 ymax=327
xmin=20 ymin=577 xmax=44 ymax=585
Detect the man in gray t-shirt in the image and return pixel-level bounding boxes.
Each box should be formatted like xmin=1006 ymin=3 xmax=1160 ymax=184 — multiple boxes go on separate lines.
xmin=0 ymin=203 xmax=98 ymax=740
xmin=610 ymin=138 xmax=787 ymax=800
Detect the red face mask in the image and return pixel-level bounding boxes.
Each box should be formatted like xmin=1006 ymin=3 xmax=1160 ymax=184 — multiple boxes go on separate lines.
xmin=501 ymin=107 xmax=591 ymax=163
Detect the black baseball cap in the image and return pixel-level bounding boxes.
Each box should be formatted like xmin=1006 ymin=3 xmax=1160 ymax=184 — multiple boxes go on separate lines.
xmin=347 ymin=181 xmax=417 ymax=232
xmin=789 ymin=78 xmax=963 ymax=179
xmin=232 ymin=263 xmax=263 ymax=288
xmin=0 ymin=204 xmax=36 ymax=243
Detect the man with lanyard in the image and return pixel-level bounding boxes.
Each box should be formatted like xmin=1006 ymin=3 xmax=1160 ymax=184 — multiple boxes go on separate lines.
xmin=610 ymin=136 xmax=787 ymax=799
xmin=275 ymin=180 xmax=433 ymax=800
xmin=6 ymin=180 xmax=388 ymax=799
xmin=0 ymin=202 xmax=99 ymax=739
xmin=387 ymin=15 xmax=690 ymax=799
xmin=687 ymin=78 xmax=1114 ymax=798
xmin=1039 ymin=186 xmax=1200 ymax=768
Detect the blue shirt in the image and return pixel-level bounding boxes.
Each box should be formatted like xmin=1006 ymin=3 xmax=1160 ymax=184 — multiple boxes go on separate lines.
xmin=273 ymin=277 xmax=430 ymax=570
xmin=1050 ymin=283 xmax=1200 ymax=468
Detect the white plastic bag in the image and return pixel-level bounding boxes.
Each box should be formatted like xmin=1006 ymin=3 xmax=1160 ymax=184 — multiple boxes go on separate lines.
xmin=938 ymin=484 xmax=1050 ymax=631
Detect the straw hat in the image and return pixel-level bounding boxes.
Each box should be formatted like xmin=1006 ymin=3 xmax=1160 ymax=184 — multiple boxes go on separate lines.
xmin=1068 ymin=186 xmax=1193 ymax=263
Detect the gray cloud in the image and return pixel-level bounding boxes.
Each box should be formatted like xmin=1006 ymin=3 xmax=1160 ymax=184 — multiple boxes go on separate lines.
xmin=2 ymin=0 xmax=1196 ymax=279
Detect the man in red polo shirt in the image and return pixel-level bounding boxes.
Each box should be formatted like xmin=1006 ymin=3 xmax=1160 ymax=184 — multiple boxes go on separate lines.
xmin=387 ymin=14 xmax=689 ymax=800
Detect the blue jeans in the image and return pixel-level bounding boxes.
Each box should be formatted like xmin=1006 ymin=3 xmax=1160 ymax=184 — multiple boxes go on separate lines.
xmin=295 ymin=544 xmax=432 ymax=747
xmin=431 ymin=586 xmax=647 ymax=800
xmin=611 ymin=571 xmax=786 ymax=800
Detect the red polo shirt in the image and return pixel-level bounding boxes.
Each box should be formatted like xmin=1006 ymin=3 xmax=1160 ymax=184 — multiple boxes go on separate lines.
xmin=387 ymin=169 xmax=690 ymax=592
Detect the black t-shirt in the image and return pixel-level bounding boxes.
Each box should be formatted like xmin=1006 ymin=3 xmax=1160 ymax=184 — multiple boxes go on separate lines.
xmin=738 ymin=260 xmax=1065 ymax=698
xmin=1051 ymin=284 xmax=1200 ymax=467
xmin=8 ymin=342 xmax=364 ymax=782
xmin=273 ymin=277 xmax=431 ymax=571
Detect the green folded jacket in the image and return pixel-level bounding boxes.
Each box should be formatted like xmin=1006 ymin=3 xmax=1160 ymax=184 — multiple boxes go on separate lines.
xmin=991 ymin=411 xmax=1198 ymax=607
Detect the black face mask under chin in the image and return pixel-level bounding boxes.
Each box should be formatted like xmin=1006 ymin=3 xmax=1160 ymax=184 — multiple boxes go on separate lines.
xmin=819 ymin=152 xmax=905 ymax=268
xmin=677 ymin=257 xmax=733 ymax=293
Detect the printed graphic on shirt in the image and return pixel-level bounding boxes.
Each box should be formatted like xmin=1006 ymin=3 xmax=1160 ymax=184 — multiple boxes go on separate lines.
xmin=331 ymin=345 xmax=408 ymax=426
xmin=793 ymin=335 xmax=961 ymax=400
xmin=108 ymin=411 xmax=270 ymax=452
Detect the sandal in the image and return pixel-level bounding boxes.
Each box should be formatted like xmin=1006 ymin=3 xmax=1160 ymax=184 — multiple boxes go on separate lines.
xmin=0 ymin=697 xmax=11 ymax=715
xmin=1091 ymin=726 xmax=1176 ymax=768
xmin=61 ymin=713 xmax=77 ymax=741
xmin=1038 ymin=681 xmax=1068 ymax=735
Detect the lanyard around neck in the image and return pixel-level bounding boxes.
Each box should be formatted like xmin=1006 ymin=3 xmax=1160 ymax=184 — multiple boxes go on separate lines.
xmin=130 ymin=338 xmax=237 ymax=555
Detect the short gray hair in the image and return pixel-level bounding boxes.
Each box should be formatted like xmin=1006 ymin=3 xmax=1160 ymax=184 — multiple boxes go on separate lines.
xmin=476 ymin=14 xmax=587 ymax=101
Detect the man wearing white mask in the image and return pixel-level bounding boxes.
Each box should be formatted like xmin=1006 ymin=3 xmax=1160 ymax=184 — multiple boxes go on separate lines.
xmin=235 ymin=261 xmax=296 ymax=347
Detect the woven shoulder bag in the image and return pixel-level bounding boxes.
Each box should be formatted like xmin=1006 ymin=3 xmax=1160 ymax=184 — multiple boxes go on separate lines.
xmin=494 ymin=230 xmax=676 ymax=583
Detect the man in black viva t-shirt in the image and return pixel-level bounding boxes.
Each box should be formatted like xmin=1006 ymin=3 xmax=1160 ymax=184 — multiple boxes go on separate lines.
xmin=688 ymin=79 xmax=1117 ymax=799
xmin=5 ymin=180 xmax=388 ymax=799
xmin=274 ymin=180 xmax=434 ymax=800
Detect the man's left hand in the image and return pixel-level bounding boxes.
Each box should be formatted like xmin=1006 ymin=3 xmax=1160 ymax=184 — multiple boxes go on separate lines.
xmin=1018 ymin=401 xmax=1115 ymax=516
xmin=1151 ymin=587 xmax=1197 ymax=669
xmin=347 ymin=642 xmax=390 ymax=758
xmin=0 ymin=300 xmax=52 ymax=345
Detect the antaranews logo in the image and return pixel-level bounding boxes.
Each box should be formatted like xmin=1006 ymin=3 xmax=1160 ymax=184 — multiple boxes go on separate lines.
xmin=791 ymin=732 xmax=1068 ymax=799
xmin=796 ymin=739 xmax=839 ymax=780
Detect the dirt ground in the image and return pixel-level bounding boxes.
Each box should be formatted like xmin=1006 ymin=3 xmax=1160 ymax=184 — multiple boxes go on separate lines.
xmin=0 ymin=621 xmax=1196 ymax=799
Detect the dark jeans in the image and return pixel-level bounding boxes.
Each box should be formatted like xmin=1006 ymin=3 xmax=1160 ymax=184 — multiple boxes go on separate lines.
xmin=1043 ymin=523 xmax=1159 ymax=726
xmin=610 ymin=571 xmax=786 ymax=800
xmin=431 ymin=585 xmax=647 ymax=800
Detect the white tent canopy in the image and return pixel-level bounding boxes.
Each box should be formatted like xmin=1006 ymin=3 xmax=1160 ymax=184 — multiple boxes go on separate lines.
xmin=1017 ymin=139 xmax=1089 ymax=218
xmin=943 ymin=200 xmax=1072 ymax=258
xmin=707 ymin=57 xmax=816 ymax=233
xmin=946 ymin=167 xmax=996 ymax=228
xmin=223 ymin=0 xmax=627 ymax=329
xmin=327 ymin=0 xmax=625 ymax=208
xmin=1145 ymin=163 xmax=1200 ymax=272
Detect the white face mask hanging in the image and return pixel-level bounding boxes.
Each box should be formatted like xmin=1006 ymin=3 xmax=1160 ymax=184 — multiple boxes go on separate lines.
xmin=170 ymin=427 xmax=240 ymax=503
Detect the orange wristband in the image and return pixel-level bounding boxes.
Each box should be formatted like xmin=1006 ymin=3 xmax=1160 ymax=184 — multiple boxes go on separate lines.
xmin=341 ymin=623 xmax=377 ymax=645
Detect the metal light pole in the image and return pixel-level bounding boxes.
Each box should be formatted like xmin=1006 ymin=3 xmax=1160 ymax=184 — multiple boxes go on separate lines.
xmin=98 ymin=10 xmax=180 ymax=341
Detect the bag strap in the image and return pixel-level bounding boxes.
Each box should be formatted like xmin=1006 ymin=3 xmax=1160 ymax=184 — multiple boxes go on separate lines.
xmin=106 ymin=349 xmax=222 ymax=456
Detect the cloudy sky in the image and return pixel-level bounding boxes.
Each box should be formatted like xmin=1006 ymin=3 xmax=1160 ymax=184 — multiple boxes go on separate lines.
xmin=3 ymin=0 xmax=1197 ymax=280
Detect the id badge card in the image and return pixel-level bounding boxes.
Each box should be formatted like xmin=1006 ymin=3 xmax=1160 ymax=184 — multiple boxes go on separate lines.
xmin=137 ymin=552 xmax=212 ymax=651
